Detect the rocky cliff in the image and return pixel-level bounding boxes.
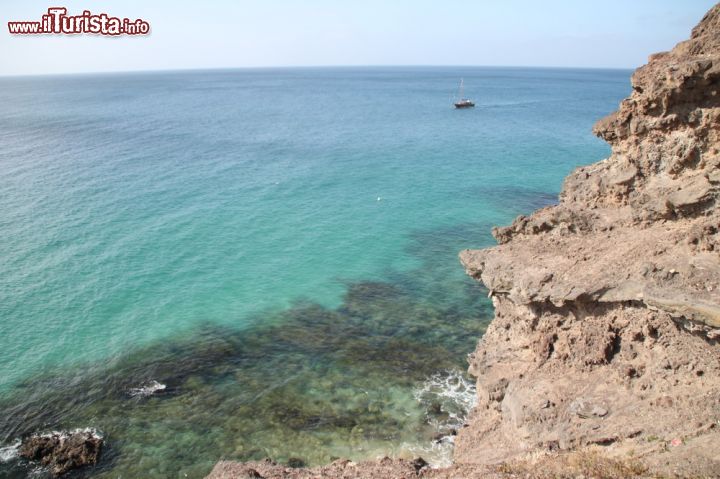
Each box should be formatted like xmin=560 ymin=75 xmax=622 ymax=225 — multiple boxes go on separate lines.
xmin=457 ymin=4 xmax=720 ymax=476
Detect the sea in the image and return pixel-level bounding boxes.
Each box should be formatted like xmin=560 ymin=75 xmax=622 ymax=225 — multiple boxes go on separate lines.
xmin=0 ymin=66 xmax=630 ymax=478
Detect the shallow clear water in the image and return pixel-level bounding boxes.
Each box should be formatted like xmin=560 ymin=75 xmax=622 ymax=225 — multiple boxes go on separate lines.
xmin=0 ymin=67 xmax=630 ymax=477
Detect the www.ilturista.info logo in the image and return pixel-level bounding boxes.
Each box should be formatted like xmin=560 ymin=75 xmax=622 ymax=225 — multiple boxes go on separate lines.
xmin=8 ymin=8 xmax=150 ymax=35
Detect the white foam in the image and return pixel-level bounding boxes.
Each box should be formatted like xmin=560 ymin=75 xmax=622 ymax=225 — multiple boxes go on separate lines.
xmin=34 ymin=428 xmax=103 ymax=441
xmin=415 ymin=370 xmax=476 ymax=427
xmin=129 ymin=380 xmax=166 ymax=397
xmin=0 ymin=439 xmax=20 ymax=463
xmin=411 ymin=370 xmax=477 ymax=467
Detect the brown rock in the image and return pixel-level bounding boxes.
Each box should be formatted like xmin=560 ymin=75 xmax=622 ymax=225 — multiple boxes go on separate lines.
xmin=456 ymin=4 xmax=720 ymax=477
xmin=19 ymin=430 xmax=102 ymax=477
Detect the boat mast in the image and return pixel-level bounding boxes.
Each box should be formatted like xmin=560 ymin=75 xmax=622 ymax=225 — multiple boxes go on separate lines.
xmin=459 ymin=78 xmax=464 ymax=100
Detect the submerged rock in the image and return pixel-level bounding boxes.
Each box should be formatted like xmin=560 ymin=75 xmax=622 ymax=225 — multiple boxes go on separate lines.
xmin=287 ymin=457 xmax=306 ymax=468
xmin=19 ymin=429 xmax=102 ymax=477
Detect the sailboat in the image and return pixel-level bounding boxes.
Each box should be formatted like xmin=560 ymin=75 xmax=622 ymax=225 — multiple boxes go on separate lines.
xmin=454 ymin=78 xmax=475 ymax=109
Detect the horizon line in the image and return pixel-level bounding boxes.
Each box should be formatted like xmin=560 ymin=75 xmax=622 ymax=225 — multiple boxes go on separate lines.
xmin=0 ymin=63 xmax=636 ymax=79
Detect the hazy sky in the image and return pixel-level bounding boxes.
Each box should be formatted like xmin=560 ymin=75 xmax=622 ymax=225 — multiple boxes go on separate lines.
xmin=1 ymin=0 xmax=717 ymax=75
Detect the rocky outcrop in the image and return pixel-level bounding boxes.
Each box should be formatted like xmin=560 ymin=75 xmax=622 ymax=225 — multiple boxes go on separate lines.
xmin=457 ymin=3 xmax=720 ymax=477
xmin=19 ymin=429 xmax=103 ymax=477
xmin=206 ymin=457 xmax=524 ymax=479
xmin=206 ymin=458 xmax=433 ymax=479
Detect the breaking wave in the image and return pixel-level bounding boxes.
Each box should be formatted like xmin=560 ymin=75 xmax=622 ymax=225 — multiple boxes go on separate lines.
xmin=0 ymin=440 xmax=20 ymax=463
xmin=129 ymin=380 xmax=167 ymax=397
xmin=411 ymin=369 xmax=477 ymax=467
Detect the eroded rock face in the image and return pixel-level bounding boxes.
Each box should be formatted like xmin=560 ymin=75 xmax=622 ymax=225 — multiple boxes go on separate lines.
xmin=19 ymin=430 xmax=102 ymax=477
xmin=458 ymin=3 xmax=720 ymax=476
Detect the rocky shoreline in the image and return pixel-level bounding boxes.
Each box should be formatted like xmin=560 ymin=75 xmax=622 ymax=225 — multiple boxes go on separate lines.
xmin=455 ymin=4 xmax=720 ymax=476
xmin=207 ymin=4 xmax=720 ymax=478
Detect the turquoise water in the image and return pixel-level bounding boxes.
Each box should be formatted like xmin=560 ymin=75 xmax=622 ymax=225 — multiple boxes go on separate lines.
xmin=0 ymin=67 xmax=629 ymax=477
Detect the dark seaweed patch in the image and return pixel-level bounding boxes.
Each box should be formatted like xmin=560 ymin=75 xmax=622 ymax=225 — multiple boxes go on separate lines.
xmin=467 ymin=185 xmax=559 ymax=214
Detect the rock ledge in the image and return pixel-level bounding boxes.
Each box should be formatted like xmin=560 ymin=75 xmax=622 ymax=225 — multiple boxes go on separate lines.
xmin=457 ymin=4 xmax=720 ymax=477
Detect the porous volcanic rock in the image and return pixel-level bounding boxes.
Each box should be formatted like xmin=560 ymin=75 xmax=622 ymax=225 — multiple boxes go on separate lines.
xmin=19 ymin=429 xmax=103 ymax=477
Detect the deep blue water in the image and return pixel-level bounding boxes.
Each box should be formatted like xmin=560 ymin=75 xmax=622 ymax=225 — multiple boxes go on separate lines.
xmin=0 ymin=67 xmax=630 ymax=477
